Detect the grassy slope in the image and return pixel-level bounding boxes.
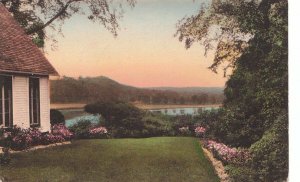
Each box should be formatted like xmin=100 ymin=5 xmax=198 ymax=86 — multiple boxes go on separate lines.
xmin=0 ymin=137 xmax=219 ymax=182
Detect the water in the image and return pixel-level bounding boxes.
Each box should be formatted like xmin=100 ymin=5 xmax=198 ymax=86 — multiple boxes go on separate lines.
xmin=148 ymin=106 xmax=219 ymax=116
xmin=65 ymin=114 xmax=100 ymax=127
xmin=64 ymin=106 xmax=219 ymax=127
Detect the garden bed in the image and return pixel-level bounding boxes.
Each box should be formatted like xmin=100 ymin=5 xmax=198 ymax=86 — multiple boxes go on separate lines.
xmin=0 ymin=141 xmax=71 ymax=154
xmin=201 ymin=144 xmax=229 ymax=182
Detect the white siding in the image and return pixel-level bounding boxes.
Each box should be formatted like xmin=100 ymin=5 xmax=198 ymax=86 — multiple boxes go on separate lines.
xmin=39 ymin=77 xmax=50 ymax=132
xmin=12 ymin=76 xmax=30 ymax=128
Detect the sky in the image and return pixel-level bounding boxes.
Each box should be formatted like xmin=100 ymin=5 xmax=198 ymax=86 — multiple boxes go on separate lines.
xmin=45 ymin=0 xmax=227 ymax=87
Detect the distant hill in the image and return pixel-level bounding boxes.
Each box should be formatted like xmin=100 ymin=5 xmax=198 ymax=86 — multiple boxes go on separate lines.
xmin=50 ymin=76 xmax=224 ymax=104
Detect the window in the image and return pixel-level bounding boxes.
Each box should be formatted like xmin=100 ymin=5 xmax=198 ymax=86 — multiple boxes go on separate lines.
xmin=0 ymin=75 xmax=13 ymax=127
xmin=29 ymin=77 xmax=40 ymax=127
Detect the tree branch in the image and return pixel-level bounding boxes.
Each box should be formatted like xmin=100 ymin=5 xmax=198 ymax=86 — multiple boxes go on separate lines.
xmin=26 ymin=0 xmax=78 ymax=35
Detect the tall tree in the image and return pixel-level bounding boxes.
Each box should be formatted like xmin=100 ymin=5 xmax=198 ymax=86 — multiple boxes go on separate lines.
xmin=177 ymin=0 xmax=287 ymax=146
xmin=177 ymin=0 xmax=288 ymax=180
xmin=1 ymin=0 xmax=135 ymax=47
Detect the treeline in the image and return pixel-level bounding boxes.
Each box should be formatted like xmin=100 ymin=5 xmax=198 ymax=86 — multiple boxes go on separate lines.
xmin=50 ymin=76 xmax=224 ymax=104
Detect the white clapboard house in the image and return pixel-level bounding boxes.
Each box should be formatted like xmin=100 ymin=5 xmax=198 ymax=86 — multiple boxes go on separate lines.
xmin=0 ymin=5 xmax=58 ymax=131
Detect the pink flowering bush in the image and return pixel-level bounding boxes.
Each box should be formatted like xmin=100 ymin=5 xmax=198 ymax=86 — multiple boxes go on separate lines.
xmin=0 ymin=125 xmax=73 ymax=151
xmin=41 ymin=133 xmax=65 ymax=145
xmin=89 ymin=126 xmax=108 ymax=138
xmin=10 ymin=127 xmax=42 ymax=150
xmin=52 ymin=124 xmax=73 ymax=140
xmin=194 ymin=126 xmax=206 ymax=137
xmin=27 ymin=128 xmax=43 ymax=145
xmin=204 ymin=140 xmax=250 ymax=164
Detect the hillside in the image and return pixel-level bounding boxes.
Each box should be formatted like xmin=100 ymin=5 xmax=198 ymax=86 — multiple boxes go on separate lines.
xmin=50 ymin=76 xmax=224 ymax=104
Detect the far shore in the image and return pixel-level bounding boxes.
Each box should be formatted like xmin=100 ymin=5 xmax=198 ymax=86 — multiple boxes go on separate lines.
xmin=134 ymin=104 xmax=221 ymax=110
xmin=51 ymin=103 xmax=222 ymax=110
xmin=50 ymin=103 xmax=86 ymax=110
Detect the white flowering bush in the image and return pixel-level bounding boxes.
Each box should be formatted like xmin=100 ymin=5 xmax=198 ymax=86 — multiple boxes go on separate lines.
xmin=89 ymin=126 xmax=108 ymax=138
xmin=178 ymin=126 xmax=191 ymax=135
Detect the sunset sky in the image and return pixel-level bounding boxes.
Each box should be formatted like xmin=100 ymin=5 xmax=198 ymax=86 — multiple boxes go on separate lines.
xmin=45 ymin=0 xmax=227 ymax=87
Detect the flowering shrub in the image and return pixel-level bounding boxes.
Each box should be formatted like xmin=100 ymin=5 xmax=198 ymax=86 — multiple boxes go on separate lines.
xmin=178 ymin=126 xmax=190 ymax=135
xmin=194 ymin=126 xmax=206 ymax=137
xmin=41 ymin=133 xmax=65 ymax=145
xmin=0 ymin=125 xmax=73 ymax=151
xmin=28 ymin=128 xmax=43 ymax=145
xmin=12 ymin=132 xmax=33 ymax=150
xmin=204 ymin=140 xmax=250 ymax=164
xmin=52 ymin=124 xmax=73 ymax=140
xmin=89 ymin=126 xmax=107 ymax=135
xmin=89 ymin=126 xmax=108 ymax=138
xmin=9 ymin=127 xmax=41 ymax=150
xmin=69 ymin=120 xmax=93 ymax=139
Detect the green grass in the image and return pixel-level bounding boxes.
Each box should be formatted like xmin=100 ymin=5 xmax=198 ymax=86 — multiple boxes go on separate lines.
xmin=0 ymin=137 xmax=219 ymax=182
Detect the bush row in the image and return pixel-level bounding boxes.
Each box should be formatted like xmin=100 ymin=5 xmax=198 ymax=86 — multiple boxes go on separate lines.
xmin=192 ymin=109 xmax=288 ymax=182
xmin=69 ymin=120 xmax=108 ymax=139
xmin=0 ymin=124 xmax=72 ymax=151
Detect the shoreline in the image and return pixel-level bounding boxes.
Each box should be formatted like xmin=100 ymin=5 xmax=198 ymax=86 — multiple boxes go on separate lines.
xmin=135 ymin=104 xmax=221 ymax=110
xmin=51 ymin=103 xmax=222 ymax=110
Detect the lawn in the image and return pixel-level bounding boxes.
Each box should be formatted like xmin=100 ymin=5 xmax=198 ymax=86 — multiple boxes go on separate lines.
xmin=0 ymin=137 xmax=219 ymax=182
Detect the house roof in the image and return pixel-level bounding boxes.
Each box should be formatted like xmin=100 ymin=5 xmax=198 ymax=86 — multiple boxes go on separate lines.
xmin=0 ymin=4 xmax=58 ymax=76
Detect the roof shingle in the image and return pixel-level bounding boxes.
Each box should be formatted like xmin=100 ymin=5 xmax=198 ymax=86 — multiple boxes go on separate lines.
xmin=0 ymin=4 xmax=58 ymax=76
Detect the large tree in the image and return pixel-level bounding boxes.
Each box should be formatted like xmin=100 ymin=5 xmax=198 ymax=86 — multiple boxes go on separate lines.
xmin=1 ymin=0 xmax=135 ymax=47
xmin=177 ymin=0 xmax=288 ymax=180
xmin=177 ymin=0 xmax=287 ymax=145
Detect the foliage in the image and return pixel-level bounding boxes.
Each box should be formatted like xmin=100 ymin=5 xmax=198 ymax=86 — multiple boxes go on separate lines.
xmin=0 ymin=125 xmax=72 ymax=151
xmin=170 ymin=115 xmax=196 ymax=136
xmin=51 ymin=124 xmax=73 ymax=140
xmin=248 ymin=111 xmax=288 ymax=181
xmin=194 ymin=126 xmax=206 ymax=137
xmin=177 ymin=0 xmax=288 ymax=146
xmin=0 ymin=129 xmax=11 ymax=165
xmin=0 ymin=147 xmax=10 ymax=166
xmin=177 ymin=0 xmax=288 ymax=180
xmin=85 ymin=101 xmax=214 ymax=138
xmin=50 ymin=109 xmax=65 ymax=126
xmin=140 ymin=114 xmax=175 ymax=137
xmin=203 ymin=140 xmax=250 ymax=165
xmin=192 ymin=110 xmax=228 ymax=142
xmin=225 ymin=112 xmax=288 ymax=182
xmin=69 ymin=120 xmax=93 ymax=139
xmin=10 ymin=127 xmax=37 ymax=150
xmin=225 ymin=164 xmax=256 ymax=182
xmin=178 ymin=126 xmax=191 ymax=136
xmin=88 ymin=126 xmax=108 ymax=138
xmin=85 ymin=101 xmax=143 ymax=137
xmin=1 ymin=0 xmax=136 ymax=47
xmin=40 ymin=133 xmax=65 ymax=145
xmin=68 ymin=120 xmax=108 ymax=139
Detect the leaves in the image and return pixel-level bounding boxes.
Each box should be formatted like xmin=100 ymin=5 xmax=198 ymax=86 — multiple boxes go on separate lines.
xmin=1 ymin=0 xmax=136 ymax=47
